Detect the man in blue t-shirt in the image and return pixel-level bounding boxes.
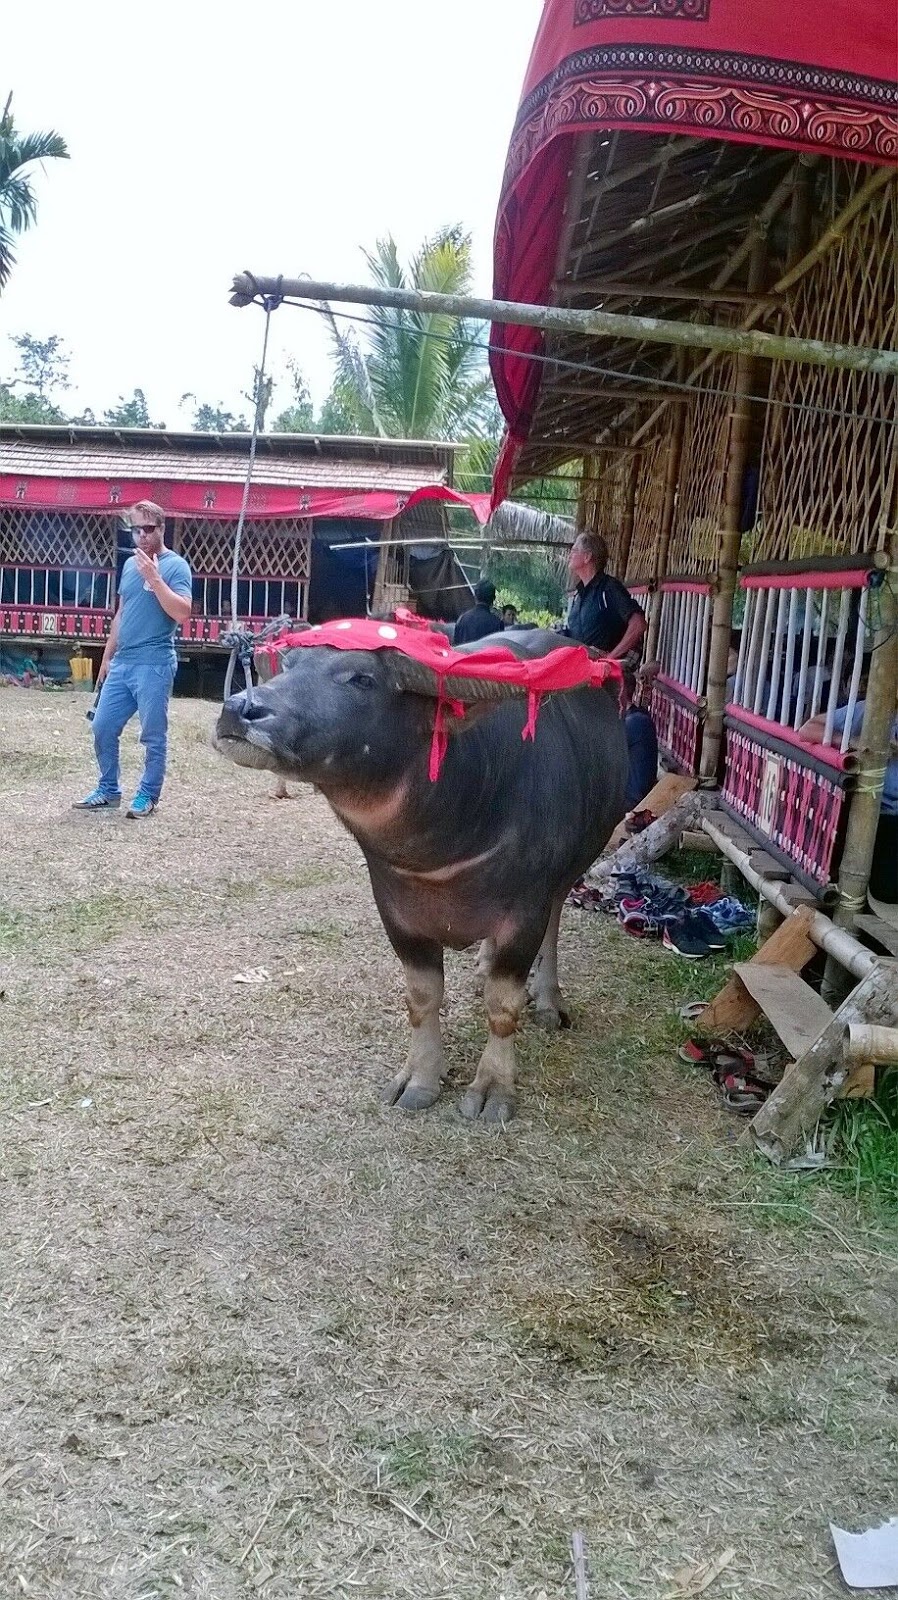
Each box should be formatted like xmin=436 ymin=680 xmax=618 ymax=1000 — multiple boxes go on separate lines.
xmin=74 ymin=501 xmax=193 ymax=818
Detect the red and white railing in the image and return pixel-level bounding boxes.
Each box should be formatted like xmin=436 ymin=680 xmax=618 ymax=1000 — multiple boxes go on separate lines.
xmin=651 ymin=579 xmax=713 ymax=774
xmin=722 ymin=562 xmax=877 ymax=888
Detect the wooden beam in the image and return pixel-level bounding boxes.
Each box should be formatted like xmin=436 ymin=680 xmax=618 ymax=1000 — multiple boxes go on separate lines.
xmin=695 ymin=905 xmax=818 ymax=1037
xmin=555 ymin=279 xmax=784 ymax=307
xmin=745 ymin=962 xmax=898 ymax=1163
xmin=230 ymin=275 xmax=898 ymax=378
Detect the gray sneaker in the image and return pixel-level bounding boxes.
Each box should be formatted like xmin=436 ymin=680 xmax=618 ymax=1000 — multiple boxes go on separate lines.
xmin=72 ymin=788 xmax=121 ymax=810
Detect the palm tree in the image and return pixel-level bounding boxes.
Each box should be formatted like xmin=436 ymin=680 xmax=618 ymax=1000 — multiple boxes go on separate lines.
xmin=321 ymin=226 xmax=494 ymax=441
xmin=0 ymin=95 xmax=68 ymax=291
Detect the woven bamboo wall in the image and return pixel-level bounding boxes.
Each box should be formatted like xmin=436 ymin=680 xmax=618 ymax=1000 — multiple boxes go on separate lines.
xmin=580 ymin=451 xmax=634 ymax=574
xmin=666 ymin=359 xmax=734 ymax=578
xmin=626 ymin=428 xmax=669 ymax=585
xmin=178 ymin=518 xmax=312 ymax=579
xmin=0 ymin=509 xmax=117 ymax=568
xmin=754 ymin=168 xmax=897 ymax=562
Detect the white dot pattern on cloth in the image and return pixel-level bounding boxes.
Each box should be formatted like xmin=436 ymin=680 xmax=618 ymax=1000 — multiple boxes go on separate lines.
xmin=335 ymin=620 xmax=353 ymax=630
xmin=378 ymin=625 xmax=398 ymax=640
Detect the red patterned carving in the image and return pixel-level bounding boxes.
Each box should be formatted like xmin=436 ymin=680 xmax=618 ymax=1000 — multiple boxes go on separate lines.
xmin=722 ymin=727 xmax=848 ymax=885
xmin=576 ymin=0 xmax=708 ymax=19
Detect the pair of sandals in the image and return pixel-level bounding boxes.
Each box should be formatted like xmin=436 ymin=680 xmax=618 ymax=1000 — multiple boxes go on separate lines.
xmin=678 ymin=1036 xmax=778 ymax=1113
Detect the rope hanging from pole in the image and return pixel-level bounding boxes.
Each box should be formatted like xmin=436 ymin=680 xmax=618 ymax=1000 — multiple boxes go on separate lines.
xmin=222 ymin=281 xmax=283 ymax=701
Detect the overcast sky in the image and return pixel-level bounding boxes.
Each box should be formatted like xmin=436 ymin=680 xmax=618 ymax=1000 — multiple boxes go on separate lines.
xmin=3 ymin=0 xmax=541 ymax=426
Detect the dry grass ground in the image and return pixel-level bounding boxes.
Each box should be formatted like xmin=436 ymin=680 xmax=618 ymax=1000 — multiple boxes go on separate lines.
xmin=1 ymin=689 xmax=896 ymax=1600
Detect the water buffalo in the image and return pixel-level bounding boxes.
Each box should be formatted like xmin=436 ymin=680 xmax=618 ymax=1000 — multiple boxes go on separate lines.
xmin=214 ymin=628 xmax=627 ymax=1121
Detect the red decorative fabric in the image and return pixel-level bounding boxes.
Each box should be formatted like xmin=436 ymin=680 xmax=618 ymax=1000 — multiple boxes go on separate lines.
xmin=260 ymin=616 xmax=623 ymax=779
xmin=0 ymin=476 xmax=492 ymax=525
xmin=489 ymin=0 xmax=898 ymax=481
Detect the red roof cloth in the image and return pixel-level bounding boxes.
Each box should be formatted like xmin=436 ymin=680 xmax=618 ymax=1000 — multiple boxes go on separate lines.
xmin=490 ymin=0 xmax=898 ymax=496
xmin=0 ymin=475 xmax=491 ymax=524
xmin=260 ymin=616 xmax=623 ymax=779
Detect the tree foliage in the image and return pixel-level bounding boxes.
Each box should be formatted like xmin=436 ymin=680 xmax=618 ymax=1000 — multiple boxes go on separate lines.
xmin=271 ymin=359 xmax=315 ymax=433
xmin=0 ymin=95 xmax=68 ymax=291
xmin=320 ymin=226 xmax=494 ymax=441
xmin=180 ymin=394 xmax=249 ymax=432
xmin=103 ymin=388 xmax=165 ymax=428
xmin=0 ymin=332 xmax=72 ymax=422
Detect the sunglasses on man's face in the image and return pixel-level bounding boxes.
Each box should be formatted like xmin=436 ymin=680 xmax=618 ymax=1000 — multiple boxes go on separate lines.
xmin=132 ymin=525 xmax=158 ymax=535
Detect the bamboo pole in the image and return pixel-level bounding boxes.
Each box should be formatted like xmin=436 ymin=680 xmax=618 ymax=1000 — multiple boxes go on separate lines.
xmin=844 ymin=1023 xmax=898 ymax=1066
xmin=229 ymin=275 xmax=898 ymax=378
xmin=555 ymin=280 xmax=784 ymax=307
xmin=700 ymin=815 xmax=878 ymax=981
xmin=645 ymin=362 xmax=688 ymax=662
xmin=699 ymin=236 xmax=768 ymax=783
xmin=825 ymin=515 xmax=898 ymax=973
xmin=617 ymin=452 xmax=638 ymax=580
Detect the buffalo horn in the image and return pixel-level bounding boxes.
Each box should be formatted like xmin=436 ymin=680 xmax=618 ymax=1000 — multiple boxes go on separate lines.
xmin=389 ymin=655 xmax=528 ymax=703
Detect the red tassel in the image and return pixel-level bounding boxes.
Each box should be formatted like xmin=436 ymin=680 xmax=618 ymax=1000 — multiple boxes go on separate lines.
xmin=522 ymin=689 xmax=541 ymax=742
xmin=428 ymin=690 xmax=467 ymax=780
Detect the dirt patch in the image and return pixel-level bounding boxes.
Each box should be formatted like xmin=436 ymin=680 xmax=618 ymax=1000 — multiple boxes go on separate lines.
xmin=517 ymin=1216 xmax=825 ymax=1372
xmin=1 ymin=690 xmax=897 ymax=1600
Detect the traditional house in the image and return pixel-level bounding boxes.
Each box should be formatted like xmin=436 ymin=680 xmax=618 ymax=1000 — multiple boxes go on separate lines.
xmin=489 ymin=0 xmax=897 ymax=913
xmin=0 ymin=425 xmax=481 ymax=680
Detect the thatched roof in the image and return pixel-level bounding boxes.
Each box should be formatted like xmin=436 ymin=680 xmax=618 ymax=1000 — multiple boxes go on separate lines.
xmin=488 ymin=501 xmax=574 ymax=548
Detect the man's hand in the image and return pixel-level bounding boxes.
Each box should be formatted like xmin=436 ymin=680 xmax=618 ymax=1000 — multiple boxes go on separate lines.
xmin=134 ymin=548 xmax=160 ymax=588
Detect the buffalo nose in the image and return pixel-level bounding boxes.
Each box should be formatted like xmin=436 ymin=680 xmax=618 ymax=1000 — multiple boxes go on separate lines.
xmin=225 ymin=691 xmax=272 ymax=723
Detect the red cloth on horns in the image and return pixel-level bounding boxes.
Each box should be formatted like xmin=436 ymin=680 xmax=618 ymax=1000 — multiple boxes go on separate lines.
xmin=259 ymin=616 xmax=623 ymax=780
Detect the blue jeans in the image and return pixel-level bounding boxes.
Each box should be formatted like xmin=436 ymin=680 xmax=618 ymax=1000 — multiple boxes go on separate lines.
xmin=93 ymin=657 xmax=177 ymax=802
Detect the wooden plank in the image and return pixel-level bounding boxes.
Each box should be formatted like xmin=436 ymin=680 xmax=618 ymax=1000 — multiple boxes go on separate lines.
xmin=732 ymin=962 xmax=833 ymax=1059
xmin=695 ymin=905 xmax=817 ymax=1036
xmin=841 ymin=1060 xmax=877 ymax=1099
xmin=748 ymin=850 xmax=792 ymax=881
xmin=855 ymin=914 xmax=898 ymax=959
xmin=603 ymin=773 xmax=697 ymax=855
xmin=680 ymin=829 xmax=717 ymax=853
xmin=745 ymin=961 xmax=898 ymax=1162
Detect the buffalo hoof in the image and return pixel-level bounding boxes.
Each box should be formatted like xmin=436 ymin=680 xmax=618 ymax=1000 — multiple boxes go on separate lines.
xmin=382 ymin=1074 xmax=441 ymax=1112
xmin=459 ymin=1087 xmax=517 ymax=1124
xmin=532 ymin=1004 xmax=572 ymax=1031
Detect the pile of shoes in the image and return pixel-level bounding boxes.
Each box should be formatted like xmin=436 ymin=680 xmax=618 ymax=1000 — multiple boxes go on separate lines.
xmin=566 ymin=870 xmax=754 ymax=959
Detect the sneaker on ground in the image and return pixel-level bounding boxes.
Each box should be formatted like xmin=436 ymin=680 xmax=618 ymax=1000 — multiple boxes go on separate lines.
xmin=662 ymin=919 xmax=712 ymax=959
xmin=72 ymin=789 xmax=121 ymax=810
xmin=126 ymin=792 xmax=157 ymax=819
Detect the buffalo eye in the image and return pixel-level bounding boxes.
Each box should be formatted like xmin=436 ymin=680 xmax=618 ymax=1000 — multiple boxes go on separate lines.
xmin=336 ymin=669 xmax=376 ymax=691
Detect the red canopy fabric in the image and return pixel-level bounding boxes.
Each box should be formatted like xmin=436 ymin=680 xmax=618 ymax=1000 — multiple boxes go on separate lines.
xmin=0 ymin=476 xmax=491 ymax=525
xmin=490 ymin=0 xmax=898 ymax=492
xmin=260 ymin=616 xmax=622 ymax=778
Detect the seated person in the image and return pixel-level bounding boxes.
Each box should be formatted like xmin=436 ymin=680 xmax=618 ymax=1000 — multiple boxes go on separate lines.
xmin=623 ymin=668 xmax=659 ymax=810
xmin=453 ymin=579 xmax=505 ymax=645
xmin=561 ymin=530 xmax=647 ymax=664
xmin=798 ymin=698 xmax=897 ymax=908
xmin=725 ymin=632 xmax=740 ymax=702
xmin=501 ymin=604 xmax=519 ymax=628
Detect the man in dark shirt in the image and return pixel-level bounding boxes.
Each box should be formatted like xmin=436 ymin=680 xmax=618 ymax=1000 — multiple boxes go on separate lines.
xmin=563 ymin=531 xmax=647 ymax=661
xmin=454 ymin=579 xmax=505 ymax=645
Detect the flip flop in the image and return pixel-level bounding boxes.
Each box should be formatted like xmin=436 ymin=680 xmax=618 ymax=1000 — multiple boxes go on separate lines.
xmin=718 ymin=1071 xmax=771 ymax=1112
xmin=678 ymin=1038 xmax=775 ymax=1085
xmin=678 ymin=1001 xmax=709 ymax=1022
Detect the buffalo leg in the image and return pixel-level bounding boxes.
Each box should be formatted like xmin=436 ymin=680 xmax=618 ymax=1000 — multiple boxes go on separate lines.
xmin=460 ymin=970 xmax=525 ymax=1124
xmin=474 ymin=937 xmax=495 ymax=994
xmin=527 ymin=892 xmax=572 ymax=1029
xmin=383 ymin=940 xmax=446 ymax=1112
